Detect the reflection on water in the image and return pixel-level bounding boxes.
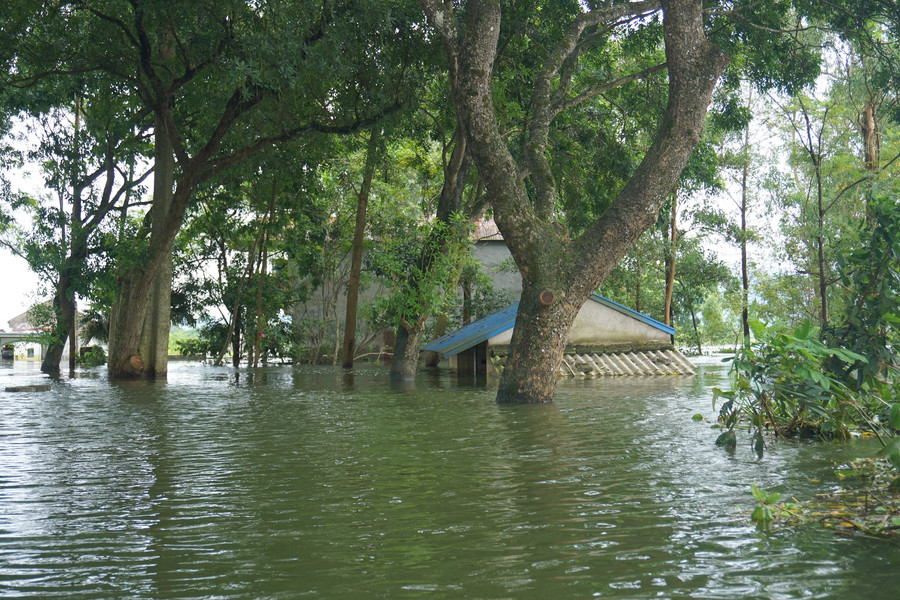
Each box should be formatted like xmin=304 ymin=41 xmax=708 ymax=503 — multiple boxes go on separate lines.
xmin=1 ymin=359 xmax=898 ymax=599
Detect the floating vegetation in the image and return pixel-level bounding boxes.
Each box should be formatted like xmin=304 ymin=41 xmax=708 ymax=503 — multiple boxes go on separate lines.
xmin=751 ymin=458 xmax=900 ymax=541
xmin=813 ymin=458 xmax=900 ymax=538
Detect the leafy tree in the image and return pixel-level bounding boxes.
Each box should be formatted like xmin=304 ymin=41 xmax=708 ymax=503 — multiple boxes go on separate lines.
xmin=0 ymin=92 xmax=150 ymax=374
xmin=1 ymin=0 xmax=423 ymax=378
xmin=420 ymin=0 xmax=818 ymax=403
xmin=173 ymin=143 xmax=328 ymax=366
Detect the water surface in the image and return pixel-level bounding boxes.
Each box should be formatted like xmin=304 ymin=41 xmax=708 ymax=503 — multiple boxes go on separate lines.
xmin=1 ymin=358 xmax=898 ymax=598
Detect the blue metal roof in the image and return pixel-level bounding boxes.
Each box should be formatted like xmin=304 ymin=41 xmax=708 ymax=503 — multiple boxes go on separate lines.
xmin=422 ymin=302 xmax=519 ymax=358
xmin=422 ymin=294 xmax=674 ymax=358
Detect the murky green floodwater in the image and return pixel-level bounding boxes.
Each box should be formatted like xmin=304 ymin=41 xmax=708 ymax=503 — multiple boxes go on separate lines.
xmin=1 ymin=358 xmax=898 ymax=599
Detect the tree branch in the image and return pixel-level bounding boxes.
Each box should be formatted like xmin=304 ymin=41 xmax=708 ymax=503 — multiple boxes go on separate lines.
xmin=554 ymin=62 xmax=668 ymax=116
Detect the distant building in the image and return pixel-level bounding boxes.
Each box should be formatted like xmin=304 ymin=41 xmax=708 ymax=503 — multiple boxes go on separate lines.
xmin=2 ymin=308 xmax=45 ymax=361
xmin=2 ymin=305 xmax=81 ymax=363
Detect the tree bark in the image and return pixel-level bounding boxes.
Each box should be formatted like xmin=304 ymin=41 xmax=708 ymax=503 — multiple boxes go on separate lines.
xmin=690 ymin=302 xmax=702 ymax=355
xmin=342 ymin=130 xmax=380 ymax=368
xmin=390 ymin=321 xmax=424 ymax=380
xmin=862 ymin=97 xmax=880 ymax=173
xmin=107 ymin=131 xmax=190 ymax=378
xmin=109 ymin=107 xmax=178 ymax=378
xmin=41 ymin=272 xmax=76 ymax=375
xmin=426 ymin=0 xmax=729 ymax=402
xmin=740 ymin=125 xmax=751 ymax=340
xmin=664 ymin=190 xmax=678 ymax=326
xmin=861 ymin=96 xmax=879 ymax=226
xmin=497 ymin=285 xmax=580 ymax=403
xmin=815 ymin=165 xmax=828 ymax=326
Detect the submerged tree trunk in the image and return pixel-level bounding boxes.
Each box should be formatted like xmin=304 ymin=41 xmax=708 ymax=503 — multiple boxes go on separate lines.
xmin=137 ymin=251 xmax=173 ymax=377
xmin=391 ymin=321 xmax=425 ymax=380
xmin=690 ymin=302 xmax=702 ymax=355
xmin=342 ymin=130 xmax=380 ymax=368
xmin=663 ymin=190 xmax=678 ymax=326
xmin=496 ymin=284 xmax=580 ymax=403
xmin=107 ymin=117 xmax=187 ymax=379
xmin=424 ymin=0 xmax=729 ymax=402
xmin=232 ymin=314 xmax=243 ymax=368
xmin=41 ymin=273 xmax=76 ymax=375
xmin=388 ymin=124 xmax=472 ymax=380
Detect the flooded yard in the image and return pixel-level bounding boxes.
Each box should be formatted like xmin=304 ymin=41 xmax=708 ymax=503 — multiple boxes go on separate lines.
xmin=1 ymin=358 xmax=898 ymax=598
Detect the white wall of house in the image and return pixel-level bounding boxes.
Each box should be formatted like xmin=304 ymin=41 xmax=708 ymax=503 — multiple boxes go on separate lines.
xmin=489 ymin=298 xmax=671 ymax=347
xmin=471 ymin=240 xmax=522 ymax=300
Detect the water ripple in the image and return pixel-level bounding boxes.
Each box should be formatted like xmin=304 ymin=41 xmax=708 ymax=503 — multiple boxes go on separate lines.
xmin=0 ymin=362 xmax=898 ymax=598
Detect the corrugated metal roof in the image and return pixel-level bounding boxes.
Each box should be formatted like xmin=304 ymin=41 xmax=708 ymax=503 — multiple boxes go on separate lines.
xmin=422 ymin=294 xmax=674 ymax=358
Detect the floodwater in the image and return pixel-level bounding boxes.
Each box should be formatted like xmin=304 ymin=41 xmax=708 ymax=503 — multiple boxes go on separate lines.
xmin=1 ymin=357 xmax=898 ymax=599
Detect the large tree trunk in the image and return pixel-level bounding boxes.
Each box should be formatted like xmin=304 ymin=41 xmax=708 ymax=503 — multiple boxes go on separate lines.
xmin=426 ymin=0 xmax=729 ymax=402
xmin=137 ymin=252 xmax=173 ymax=377
xmin=496 ymin=284 xmax=580 ymax=403
xmin=107 ymin=115 xmax=184 ymax=379
xmin=663 ymin=190 xmax=678 ymax=326
xmin=136 ymin=113 xmax=177 ymax=377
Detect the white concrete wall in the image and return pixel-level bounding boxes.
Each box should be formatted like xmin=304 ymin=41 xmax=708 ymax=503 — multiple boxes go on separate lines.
xmin=488 ymin=299 xmax=669 ymax=347
xmin=472 ymin=241 xmax=522 ymax=299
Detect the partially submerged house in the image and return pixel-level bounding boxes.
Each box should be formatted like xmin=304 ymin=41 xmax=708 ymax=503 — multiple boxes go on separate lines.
xmin=422 ymin=293 xmax=695 ymax=378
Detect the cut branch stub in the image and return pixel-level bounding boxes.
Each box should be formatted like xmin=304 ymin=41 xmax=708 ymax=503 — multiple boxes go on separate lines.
xmin=539 ymin=290 xmax=556 ymax=306
xmin=129 ymin=354 xmax=144 ymax=373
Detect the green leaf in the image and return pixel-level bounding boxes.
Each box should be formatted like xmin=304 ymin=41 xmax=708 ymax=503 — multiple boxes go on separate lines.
xmin=876 ymin=436 xmax=900 ymax=457
xmin=748 ymin=319 xmax=767 ymax=340
xmin=890 ymin=404 xmax=900 ymax=431
xmin=751 ymin=483 xmax=766 ymax=502
xmin=716 ymin=429 xmax=737 ymax=449
xmin=876 ymin=437 xmax=900 ymax=470
xmin=881 ymin=313 xmax=900 ymax=325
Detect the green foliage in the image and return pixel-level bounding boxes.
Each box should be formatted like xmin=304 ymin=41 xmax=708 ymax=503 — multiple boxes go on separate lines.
xmin=749 ymin=483 xmax=801 ymax=530
xmin=76 ymin=345 xmax=106 ymax=367
xmin=174 ymin=337 xmax=207 ymax=358
xmin=17 ymin=302 xmax=56 ymax=348
xmin=452 ymin=260 xmax=511 ymax=330
xmin=365 ymin=212 xmax=473 ymax=331
xmin=714 ymin=320 xmax=869 ymax=446
xmin=821 ymin=195 xmax=900 ymax=392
